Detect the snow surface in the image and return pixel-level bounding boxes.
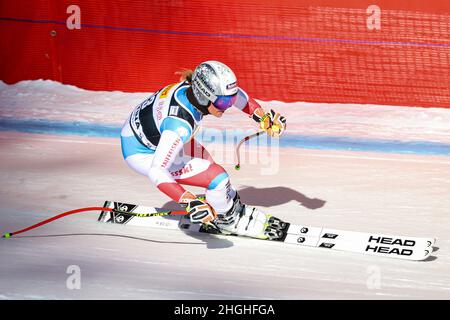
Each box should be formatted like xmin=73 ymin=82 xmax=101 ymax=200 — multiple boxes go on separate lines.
xmin=0 ymin=80 xmax=449 ymax=300
xmin=1 ymin=80 xmax=450 ymax=143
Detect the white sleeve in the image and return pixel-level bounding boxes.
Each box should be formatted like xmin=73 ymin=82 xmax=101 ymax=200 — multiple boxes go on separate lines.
xmin=232 ymin=88 xmax=250 ymax=111
xmin=148 ymin=129 xmax=184 ymax=186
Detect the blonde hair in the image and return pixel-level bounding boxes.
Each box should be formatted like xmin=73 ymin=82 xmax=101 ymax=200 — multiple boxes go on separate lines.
xmin=175 ymin=68 xmax=193 ymax=83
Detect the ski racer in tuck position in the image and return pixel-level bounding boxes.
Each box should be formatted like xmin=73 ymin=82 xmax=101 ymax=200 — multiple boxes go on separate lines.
xmin=121 ymin=61 xmax=287 ymax=239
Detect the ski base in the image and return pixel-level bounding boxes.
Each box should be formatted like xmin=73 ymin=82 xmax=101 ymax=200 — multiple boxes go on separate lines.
xmin=98 ymin=201 xmax=436 ymax=261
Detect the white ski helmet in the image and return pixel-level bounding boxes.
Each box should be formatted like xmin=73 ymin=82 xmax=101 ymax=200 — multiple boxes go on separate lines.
xmin=191 ymin=61 xmax=239 ymax=111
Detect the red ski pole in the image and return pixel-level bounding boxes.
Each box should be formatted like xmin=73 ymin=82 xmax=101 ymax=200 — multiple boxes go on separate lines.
xmin=2 ymin=207 xmax=186 ymax=238
xmin=234 ymin=131 xmax=265 ymax=170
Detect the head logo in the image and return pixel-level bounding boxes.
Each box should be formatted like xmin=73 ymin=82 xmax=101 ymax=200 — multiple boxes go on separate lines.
xmin=194 ymin=78 xmax=211 ymax=97
xmin=226 ymin=82 xmax=237 ymax=90
xmin=300 ymin=227 xmax=308 ymax=234
xmin=297 ymin=237 xmax=305 ymax=243
xmin=115 ymin=215 xmax=125 ymax=223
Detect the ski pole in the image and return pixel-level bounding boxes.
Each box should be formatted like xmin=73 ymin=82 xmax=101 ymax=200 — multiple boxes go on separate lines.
xmin=234 ymin=131 xmax=265 ymax=170
xmin=2 ymin=206 xmax=186 ymax=238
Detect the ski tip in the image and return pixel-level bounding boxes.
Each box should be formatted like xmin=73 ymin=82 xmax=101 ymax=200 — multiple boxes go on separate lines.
xmin=235 ymin=164 xmax=241 ymax=171
xmin=2 ymin=233 xmax=12 ymax=239
xmin=426 ymin=238 xmax=437 ymax=248
xmin=417 ymin=248 xmax=436 ymax=261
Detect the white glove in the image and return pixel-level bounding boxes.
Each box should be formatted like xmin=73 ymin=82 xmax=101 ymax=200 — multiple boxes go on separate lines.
xmin=179 ymin=191 xmax=217 ymax=224
xmin=187 ymin=199 xmax=217 ymax=224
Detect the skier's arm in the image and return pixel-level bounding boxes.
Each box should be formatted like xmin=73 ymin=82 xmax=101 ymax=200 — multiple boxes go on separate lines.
xmin=233 ymin=88 xmax=265 ymax=118
xmin=233 ymin=88 xmax=287 ymax=137
xmin=148 ymin=118 xmax=192 ymax=202
xmin=148 ymin=119 xmax=218 ymax=224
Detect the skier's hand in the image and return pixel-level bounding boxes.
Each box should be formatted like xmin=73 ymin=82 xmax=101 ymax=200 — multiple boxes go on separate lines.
xmin=254 ymin=109 xmax=286 ymax=138
xmin=179 ymin=191 xmax=217 ymax=224
xmin=187 ymin=199 xmax=217 ymax=224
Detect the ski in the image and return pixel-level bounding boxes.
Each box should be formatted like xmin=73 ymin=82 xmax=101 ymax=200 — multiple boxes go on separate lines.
xmin=283 ymin=224 xmax=435 ymax=261
xmin=98 ymin=201 xmax=435 ymax=261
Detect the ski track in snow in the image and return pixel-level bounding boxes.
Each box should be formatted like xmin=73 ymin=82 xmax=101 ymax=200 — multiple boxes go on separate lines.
xmin=0 ymin=80 xmax=450 ymax=300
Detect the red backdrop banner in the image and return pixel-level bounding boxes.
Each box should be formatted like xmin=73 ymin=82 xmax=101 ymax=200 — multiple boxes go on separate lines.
xmin=1 ymin=0 xmax=449 ymax=108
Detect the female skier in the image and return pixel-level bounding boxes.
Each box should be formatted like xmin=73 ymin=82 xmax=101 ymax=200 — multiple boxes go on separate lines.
xmin=121 ymin=61 xmax=287 ymax=239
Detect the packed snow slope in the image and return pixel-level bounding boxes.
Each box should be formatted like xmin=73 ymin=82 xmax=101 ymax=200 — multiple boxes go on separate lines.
xmin=0 ymin=80 xmax=449 ymax=299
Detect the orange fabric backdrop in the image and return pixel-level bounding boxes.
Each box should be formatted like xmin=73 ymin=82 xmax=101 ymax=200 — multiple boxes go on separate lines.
xmin=1 ymin=0 xmax=449 ymax=107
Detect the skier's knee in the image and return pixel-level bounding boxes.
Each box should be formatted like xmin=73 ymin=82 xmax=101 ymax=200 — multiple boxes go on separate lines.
xmin=207 ymin=164 xmax=229 ymax=190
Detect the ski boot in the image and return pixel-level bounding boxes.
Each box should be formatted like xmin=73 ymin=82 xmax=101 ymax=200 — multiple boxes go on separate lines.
xmin=214 ymin=194 xmax=286 ymax=241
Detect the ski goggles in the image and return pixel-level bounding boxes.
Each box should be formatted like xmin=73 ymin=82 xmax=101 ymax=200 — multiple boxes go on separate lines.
xmin=212 ymin=93 xmax=238 ymax=111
